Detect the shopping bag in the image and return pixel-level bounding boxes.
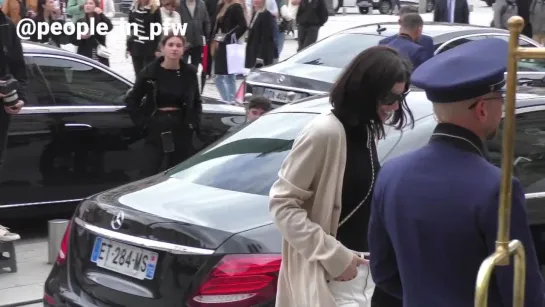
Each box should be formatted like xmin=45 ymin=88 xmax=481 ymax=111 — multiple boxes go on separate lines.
xmin=226 ymin=34 xmax=246 ymax=75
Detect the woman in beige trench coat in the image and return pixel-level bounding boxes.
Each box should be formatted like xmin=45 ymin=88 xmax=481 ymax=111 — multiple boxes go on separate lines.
xmin=269 ymin=46 xmax=414 ymax=307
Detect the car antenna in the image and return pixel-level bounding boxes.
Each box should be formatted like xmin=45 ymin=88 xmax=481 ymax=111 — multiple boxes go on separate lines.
xmin=376 ymin=24 xmax=387 ymax=34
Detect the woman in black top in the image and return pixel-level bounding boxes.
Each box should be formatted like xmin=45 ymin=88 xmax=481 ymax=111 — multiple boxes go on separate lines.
xmin=211 ymin=0 xmax=247 ymax=103
xmin=30 ymin=0 xmax=65 ymax=47
xmin=245 ymin=0 xmax=277 ymax=68
xmin=268 ymin=46 xmax=413 ymax=306
xmin=330 ymin=47 xmax=412 ymax=307
xmin=71 ymin=0 xmax=113 ymax=66
xmin=126 ymin=33 xmax=202 ymax=175
xmin=127 ymin=0 xmax=162 ymax=75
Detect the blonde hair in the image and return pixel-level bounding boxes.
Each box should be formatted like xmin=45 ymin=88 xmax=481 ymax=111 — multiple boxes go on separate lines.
xmin=131 ymin=0 xmax=159 ymax=12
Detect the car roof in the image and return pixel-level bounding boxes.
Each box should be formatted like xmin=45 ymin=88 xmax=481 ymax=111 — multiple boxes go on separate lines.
xmin=343 ymin=21 xmax=508 ymax=37
xmin=270 ymin=87 xmax=545 ymax=119
xmin=22 ymin=41 xmax=97 ymax=62
xmin=341 ymin=22 xmax=511 ymax=42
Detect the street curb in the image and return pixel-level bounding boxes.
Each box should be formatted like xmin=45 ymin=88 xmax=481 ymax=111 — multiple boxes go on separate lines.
xmin=0 ymin=299 xmax=42 ymax=307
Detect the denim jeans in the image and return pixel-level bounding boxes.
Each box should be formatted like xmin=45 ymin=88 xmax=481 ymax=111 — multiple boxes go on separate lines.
xmin=215 ymin=74 xmax=237 ymax=103
xmin=277 ymin=32 xmax=286 ymax=58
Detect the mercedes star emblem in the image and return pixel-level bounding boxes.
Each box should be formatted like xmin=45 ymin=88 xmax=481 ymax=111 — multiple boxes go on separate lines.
xmin=111 ymin=211 xmax=125 ymax=230
xmin=276 ymin=75 xmax=285 ymax=83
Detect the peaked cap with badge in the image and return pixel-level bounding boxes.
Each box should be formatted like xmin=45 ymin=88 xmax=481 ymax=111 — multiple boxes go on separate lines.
xmin=411 ymin=38 xmax=509 ymax=103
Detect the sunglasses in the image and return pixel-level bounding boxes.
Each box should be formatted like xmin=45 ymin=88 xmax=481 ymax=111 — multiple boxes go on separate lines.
xmin=380 ymin=89 xmax=410 ymax=106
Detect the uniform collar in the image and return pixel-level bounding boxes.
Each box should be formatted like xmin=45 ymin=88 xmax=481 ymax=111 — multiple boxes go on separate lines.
xmin=429 ymin=123 xmax=489 ymax=159
xmin=398 ymin=33 xmax=414 ymax=42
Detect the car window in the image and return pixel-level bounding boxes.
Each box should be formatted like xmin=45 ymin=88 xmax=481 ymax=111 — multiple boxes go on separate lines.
xmin=488 ymin=110 xmax=545 ymax=193
xmin=24 ymin=59 xmax=54 ymax=106
xmin=491 ymin=35 xmax=545 ymax=72
xmin=25 ymin=56 xmax=130 ymax=106
xmin=438 ymin=35 xmax=545 ymax=72
xmin=168 ymin=113 xmax=318 ymax=196
xmin=286 ymin=33 xmax=384 ymax=68
xmin=168 ymin=112 xmax=401 ymax=196
xmin=436 ymin=36 xmax=487 ymax=54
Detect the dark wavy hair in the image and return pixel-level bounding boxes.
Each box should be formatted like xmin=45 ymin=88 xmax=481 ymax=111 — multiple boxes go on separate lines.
xmin=330 ymin=45 xmax=414 ymax=140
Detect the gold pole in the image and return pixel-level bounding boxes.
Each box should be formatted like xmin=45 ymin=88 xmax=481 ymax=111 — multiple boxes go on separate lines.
xmin=475 ymin=16 xmax=533 ymax=307
xmin=496 ymin=16 xmax=522 ymax=263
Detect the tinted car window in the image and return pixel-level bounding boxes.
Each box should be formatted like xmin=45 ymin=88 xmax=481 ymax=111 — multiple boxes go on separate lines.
xmin=438 ymin=35 xmax=545 ymax=72
xmin=286 ymin=33 xmax=384 ymax=68
xmin=168 ymin=113 xmax=318 ymax=196
xmin=436 ymin=36 xmax=486 ymax=54
xmin=24 ymin=59 xmax=54 ymax=106
xmin=491 ymin=35 xmax=545 ymax=72
xmin=488 ymin=110 xmax=545 ymax=193
xmin=26 ymin=57 xmax=129 ymax=106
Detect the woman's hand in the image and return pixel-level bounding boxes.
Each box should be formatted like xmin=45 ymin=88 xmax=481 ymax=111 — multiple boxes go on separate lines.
xmin=334 ymin=254 xmax=368 ymax=281
xmin=94 ymin=7 xmax=103 ymax=14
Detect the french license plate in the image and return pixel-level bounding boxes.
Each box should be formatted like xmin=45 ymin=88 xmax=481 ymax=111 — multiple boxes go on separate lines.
xmin=263 ymin=89 xmax=304 ymax=103
xmin=90 ymin=237 xmax=158 ymax=280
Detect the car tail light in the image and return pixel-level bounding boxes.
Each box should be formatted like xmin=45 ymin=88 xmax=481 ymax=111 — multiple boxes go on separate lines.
xmin=235 ymin=81 xmax=246 ymax=104
xmin=43 ymin=293 xmax=56 ymax=305
xmin=189 ymin=254 xmax=281 ymax=306
xmin=56 ymin=220 xmax=72 ymax=265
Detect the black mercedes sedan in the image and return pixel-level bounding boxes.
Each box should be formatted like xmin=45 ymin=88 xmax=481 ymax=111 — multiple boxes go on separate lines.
xmin=44 ymin=86 xmax=545 ymax=306
xmin=239 ymin=22 xmax=545 ymax=106
xmin=0 ymin=42 xmax=246 ymax=219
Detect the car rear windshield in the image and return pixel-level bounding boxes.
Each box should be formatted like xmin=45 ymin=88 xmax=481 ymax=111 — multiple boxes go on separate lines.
xmin=287 ymin=33 xmax=384 ymax=68
xmin=168 ymin=112 xmax=424 ymax=196
xmin=168 ymin=113 xmax=318 ymax=196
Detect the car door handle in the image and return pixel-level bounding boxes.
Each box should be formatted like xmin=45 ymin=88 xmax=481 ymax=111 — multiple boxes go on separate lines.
xmin=64 ymin=123 xmax=93 ymax=129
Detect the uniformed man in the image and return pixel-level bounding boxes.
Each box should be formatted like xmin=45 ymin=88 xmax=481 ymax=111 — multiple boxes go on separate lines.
xmin=379 ymin=7 xmax=434 ymax=59
xmin=379 ymin=13 xmax=431 ymax=70
xmin=367 ymin=38 xmax=545 ymax=307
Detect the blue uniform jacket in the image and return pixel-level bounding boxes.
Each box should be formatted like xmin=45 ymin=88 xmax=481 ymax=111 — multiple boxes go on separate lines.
xmin=368 ymin=131 xmax=545 ymax=307
xmin=379 ymin=34 xmax=435 ymax=59
xmin=380 ymin=35 xmax=431 ymax=69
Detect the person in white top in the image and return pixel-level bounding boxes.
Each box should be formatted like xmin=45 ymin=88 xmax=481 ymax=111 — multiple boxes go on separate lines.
xmin=245 ymin=0 xmax=277 ymax=17
xmin=160 ymin=0 xmax=182 ymax=32
xmin=277 ymin=0 xmax=297 ymax=57
xmin=102 ymin=0 xmax=115 ymax=17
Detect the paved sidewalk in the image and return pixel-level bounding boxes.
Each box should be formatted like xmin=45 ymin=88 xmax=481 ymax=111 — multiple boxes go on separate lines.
xmin=0 ymin=239 xmax=49 ymax=306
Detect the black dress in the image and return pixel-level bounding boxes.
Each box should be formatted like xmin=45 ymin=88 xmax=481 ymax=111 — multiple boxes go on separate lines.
xmin=71 ymin=14 xmax=113 ymax=66
xmin=333 ymin=112 xmax=403 ymax=307
xmin=245 ymin=10 xmax=277 ymax=68
xmin=212 ymin=2 xmax=247 ymax=75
